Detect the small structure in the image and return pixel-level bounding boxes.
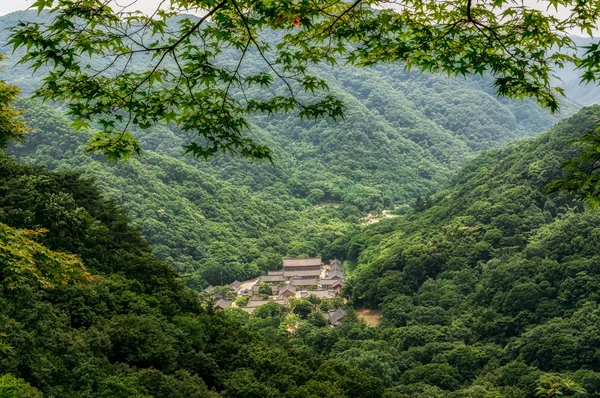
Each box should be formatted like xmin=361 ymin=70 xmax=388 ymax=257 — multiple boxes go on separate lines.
xmin=327 ymin=269 xmax=344 ymax=280
xmin=300 ymin=290 xmax=337 ymax=300
xmin=330 ymin=259 xmax=343 ymax=270
xmin=260 ymin=274 xmax=285 ymax=284
xmin=244 ymin=298 xmax=286 ymax=313
xmin=331 ymin=280 xmax=344 ymax=293
xmin=214 ymin=299 xmax=232 ymax=311
xmin=230 ymin=280 xmax=242 ymax=290
xmin=203 ymin=284 xmax=214 ymax=293
xmin=278 ymin=285 xmax=296 ymax=302
xmin=268 ymin=270 xmax=284 ymax=276
xmin=326 ymin=308 xmax=346 ymax=326
xmin=319 ymin=278 xmax=337 ymax=289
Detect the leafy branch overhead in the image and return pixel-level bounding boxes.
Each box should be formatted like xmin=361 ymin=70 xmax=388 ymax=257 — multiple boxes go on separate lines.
xmin=8 ymin=0 xmax=600 ymax=161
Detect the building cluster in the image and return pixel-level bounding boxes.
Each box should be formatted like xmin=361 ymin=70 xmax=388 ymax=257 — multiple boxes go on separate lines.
xmin=209 ymin=258 xmax=346 ymax=325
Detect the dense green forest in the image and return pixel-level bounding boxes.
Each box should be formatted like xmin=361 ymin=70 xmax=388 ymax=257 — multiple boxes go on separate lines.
xmin=0 ymin=10 xmax=582 ymax=288
xmin=337 ymin=106 xmax=600 ymax=396
xmin=3 ymin=88 xmax=600 ymax=398
xmin=0 ymin=153 xmax=382 ymax=397
xmin=3 ymin=8 xmax=600 ymax=398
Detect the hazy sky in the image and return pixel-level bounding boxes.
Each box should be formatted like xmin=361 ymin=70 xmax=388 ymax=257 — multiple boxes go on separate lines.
xmin=0 ymin=0 xmax=591 ymax=35
xmin=0 ymin=0 xmax=167 ymax=15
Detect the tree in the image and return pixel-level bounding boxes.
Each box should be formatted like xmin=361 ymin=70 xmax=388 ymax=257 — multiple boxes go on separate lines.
xmin=253 ymin=301 xmax=288 ymax=318
xmin=536 ymin=379 xmax=588 ymax=397
xmin=0 ymin=64 xmax=26 ymax=148
xmin=291 ymin=299 xmax=314 ymax=319
xmin=546 ymin=125 xmax=600 ymax=207
xmin=0 ymin=374 xmax=43 ymax=398
xmin=210 ymin=285 xmax=237 ymax=300
xmin=9 ymin=0 xmax=600 ymax=163
xmin=258 ymin=282 xmax=273 ymax=296
xmin=0 ymin=222 xmax=92 ymax=290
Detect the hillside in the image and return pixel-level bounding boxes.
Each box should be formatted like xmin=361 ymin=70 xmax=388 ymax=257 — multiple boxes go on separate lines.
xmin=3 ymin=105 xmax=600 ymax=398
xmin=0 ymin=10 xmax=583 ymax=288
xmin=327 ymin=105 xmax=600 ymax=396
xmin=0 ymin=153 xmax=385 ymax=398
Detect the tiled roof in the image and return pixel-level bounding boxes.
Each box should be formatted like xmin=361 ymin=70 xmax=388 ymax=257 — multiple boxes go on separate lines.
xmin=283 ymin=269 xmax=321 ymax=277
xmin=268 ymin=270 xmax=284 ymax=275
xmin=283 ymin=258 xmax=322 ymax=267
xmin=246 ymin=299 xmax=285 ymax=308
xmin=322 ymin=278 xmax=343 ymax=286
xmin=330 ymin=264 xmax=343 ymax=272
xmin=300 ymin=290 xmax=337 ymax=299
xmin=327 ymin=308 xmax=346 ymax=326
xmin=279 ymin=285 xmax=296 ymax=294
xmin=330 ymin=259 xmax=342 ymax=267
xmin=328 ymin=269 xmax=344 ymax=279
xmin=214 ymin=299 xmax=232 ymax=310
xmin=261 ymin=275 xmax=286 ymax=282
xmin=290 ymin=278 xmax=319 ymax=286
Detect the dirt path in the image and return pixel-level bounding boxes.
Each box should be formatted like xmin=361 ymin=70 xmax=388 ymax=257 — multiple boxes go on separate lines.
xmin=356 ymin=308 xmax=382 ymax=327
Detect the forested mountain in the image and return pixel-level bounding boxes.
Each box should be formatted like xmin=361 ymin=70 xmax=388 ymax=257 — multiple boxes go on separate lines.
xmin=328 ymin=105 xmax=600 ymax=396
xmin=0 ymin=153 xmax=386 ymax=398
xmin=0 ymin=10 xmax=583 ymax=288
xmin=3 ymin=2 xmax=600 ymax=397
xmin=3 ymin=86 xmax=600 ymax=398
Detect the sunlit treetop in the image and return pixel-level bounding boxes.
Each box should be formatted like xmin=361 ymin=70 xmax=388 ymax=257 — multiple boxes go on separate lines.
xmin=7 ymin=0 xmax=600 ymax=161
xmin=0 ymin=223 xmax=93 ymax=289
xmin=0 ymin=54 xmax=26 ymax=148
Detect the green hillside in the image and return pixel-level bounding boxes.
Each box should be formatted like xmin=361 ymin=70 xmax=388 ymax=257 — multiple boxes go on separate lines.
xmin=330 ymin=105 xmax=600 ymax=396
xmin=0 ymin=10 xmax=581 ymax=288
xmin=3 ymin=96 xmax=600 ymax=398
xmin=0 ymin=153 xmax=384 ymax=398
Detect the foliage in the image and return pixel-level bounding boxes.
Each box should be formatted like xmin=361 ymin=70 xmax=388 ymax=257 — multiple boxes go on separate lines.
xmin=0 ymin=152 xmax=382 ymax=397
xmin=307 ymin=106 xmax=600 ymax=396
xmin=0 ymin=58 xmax=26 ymax=149
xmin=546 ymin=125 xmax=600 ymax=207
xmin=0 ymin=223 xmax=92 ymax=289
xmin=0 ymin=374 xmax=42 ymax=398
xmin=8 ymin=0 xmax=599 ymax=162
xmin=2 ymin=7 xmax=600 ymax=397
xmin=258 ymin=282 xmax=273 ymax=296
xmin=2 ymin=9 xmax=584 ymax=284
xmin=211 ymin=285 xmax=237 ymax=300
xmin=536 ymin=379 xmax=587 ymax=397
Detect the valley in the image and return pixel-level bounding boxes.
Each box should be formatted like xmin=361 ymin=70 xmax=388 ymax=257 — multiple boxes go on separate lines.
xmin=2 ymin=4 xmax=600 ymax=398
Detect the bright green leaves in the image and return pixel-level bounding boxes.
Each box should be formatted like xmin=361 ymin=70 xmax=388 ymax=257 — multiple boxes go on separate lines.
xmin=86 ymin=132 xmax=142 ymax=163
xmin=9 ymin=0 xmax=351 ymax=162
xmin=0 ymin=223 xmax=93 ymax=290
xmin=0 ymin=374 xmax=43 ymax=398
xmin=0 ymin=59 xmax=27 ymax=149
xmin=535 ymin=378 xmax=587 ymax=397
xmin=305 ymin=0 xmax=578 ymax=114
xmin=7 ymin=0 xmax=600 ymax=162
xmin=578 ymin=42 xmax=600 ymax=85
